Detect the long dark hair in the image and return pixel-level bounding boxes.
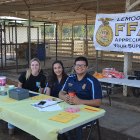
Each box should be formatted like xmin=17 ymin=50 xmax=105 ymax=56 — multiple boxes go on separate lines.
xmin=50 ymin=60 xmax=67 ymax=84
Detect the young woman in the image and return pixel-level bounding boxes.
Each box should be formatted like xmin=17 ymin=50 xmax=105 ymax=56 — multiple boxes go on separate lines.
xmin=18 ymin=58 xmax=46 ymax=93
xmin=8 ymin=58 xmax=46 ymax=135
xmin=46 ymin=60 xmax=68 ymax=97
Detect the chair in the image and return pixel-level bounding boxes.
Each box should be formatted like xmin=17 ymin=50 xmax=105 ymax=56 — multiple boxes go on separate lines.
xmin=58 ymin=119 xmax=101 ymax=140
xmin=86 ymin=119 xmax=101 ymax=140
xmin=132 ymin=87 xmax=140 ymax=97
xmin=101 ymin=83 xmax=112 ymax=106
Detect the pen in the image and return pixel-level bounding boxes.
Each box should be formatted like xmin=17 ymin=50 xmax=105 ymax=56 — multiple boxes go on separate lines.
xmin=33 ymin=100 xmax=64 ymax=108
xmin=45 ymin=100 xmax=64 ymax=107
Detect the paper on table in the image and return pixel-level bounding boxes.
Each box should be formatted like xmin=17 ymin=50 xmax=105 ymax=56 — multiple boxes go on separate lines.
xmin=37 ymin=104 xmax=62 ymax=112
xmin=49 ymin=112 xmax=80 ymax=123
xmin=31 ymin=99 xmax=63 ymax=111
xmin=82 ymin=106 xmax=101 ymax=112
xmin=31 ymin=100 xmax=61 ymax=108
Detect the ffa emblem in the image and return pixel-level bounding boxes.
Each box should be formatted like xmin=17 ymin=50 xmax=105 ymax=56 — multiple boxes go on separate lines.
xmin=96 ymin=18 xmax=113 ymax=47
xmin=68 ymin=83 xmax=73 ymax=87
xmin=82 ymin=84 xmax=86 ymax=90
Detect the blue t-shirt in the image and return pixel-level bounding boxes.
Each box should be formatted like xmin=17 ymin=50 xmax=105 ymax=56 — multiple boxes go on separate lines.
xmin=62 ymin=73 xmax=102 ymax=100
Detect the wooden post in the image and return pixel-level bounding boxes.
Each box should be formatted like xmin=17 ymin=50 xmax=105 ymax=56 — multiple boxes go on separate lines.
xmin=123 ymin=0 xmax=133 ymax=96
xmin=123 ymin=52 xmax=132 ymax=96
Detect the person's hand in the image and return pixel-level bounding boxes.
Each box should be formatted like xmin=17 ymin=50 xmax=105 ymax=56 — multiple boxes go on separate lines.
xmin=64 ymin=94 xmax=70 ymax=103
xmin=69 ymin=96 xmax=82 ymax=105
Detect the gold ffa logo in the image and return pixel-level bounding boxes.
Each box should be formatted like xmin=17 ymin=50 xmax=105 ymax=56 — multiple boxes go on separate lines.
xmin=82 ymin=84 xmax=86 ymax=90
xmin=68 ymin=83 xmax=73 ymax=87
xmin=96 ymin=18 xmax=113 ymax=47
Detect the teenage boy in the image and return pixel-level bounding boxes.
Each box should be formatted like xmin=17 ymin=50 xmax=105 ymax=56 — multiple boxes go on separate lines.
xmin=59 ymin=56 xmax=102 ymax=106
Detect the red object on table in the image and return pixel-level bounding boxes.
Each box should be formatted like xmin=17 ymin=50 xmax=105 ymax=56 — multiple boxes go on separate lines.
xmin=68 ymin=92 xmax=76 ymax=97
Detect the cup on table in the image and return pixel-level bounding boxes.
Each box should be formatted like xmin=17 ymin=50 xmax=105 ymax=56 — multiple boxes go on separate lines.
xmin=68 ymin=91 xmax=76 ymax=97
xmin=68 ymin=91 xmax=76 ymax=105
xmin=8 ymin=85 xmax=15 ymax=94
xmin=0 ymin=86 xmax=7 ymax=96
xmin=8 ymin=85 xmax=15 ymax=90
xmin=0 ymin=76 xmax=6 ymax=86
xmin=0 ymin=86 xmax=5 ymax=91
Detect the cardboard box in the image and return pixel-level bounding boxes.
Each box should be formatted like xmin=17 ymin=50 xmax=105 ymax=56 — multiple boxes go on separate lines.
xmin=9 ymin=88 xmax=29 ymax=100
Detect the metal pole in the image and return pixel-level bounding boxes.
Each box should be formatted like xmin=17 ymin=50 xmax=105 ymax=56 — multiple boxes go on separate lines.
xmin=95 ymin=0 xmax=99 ymax=72
xmin=0 ymin=23 xmax=3 ymax=68
xmin=55 ymin=23 xmax=58 ymax=60
xmin=37 ymin=27 xmax=39 ymax=45
xmin=12 ymin=26 xmax=14 ymax=59
xmin=44 ymin=23 xmax=46 ymax=45
xmin=85 ymin=14 xmax=88 ymax=57
xmin=28 ymin=10 xmax=31 ymax=65
xmin=43 ymin=23 xmax=46 ymax=65
xmin=3 ymin=21 xmax=6 ymax=67
xmin=15 ymin=20 xmax=18 ymax=73
xmin=8 ymin=25 xmax=12 ymax=58
xmin=72 ymin=24 xmax=74 ymax=57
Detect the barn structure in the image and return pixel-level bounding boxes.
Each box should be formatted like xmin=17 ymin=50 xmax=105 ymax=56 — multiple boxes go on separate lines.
xmin=0 ymin=0 xmax=140 ymax=74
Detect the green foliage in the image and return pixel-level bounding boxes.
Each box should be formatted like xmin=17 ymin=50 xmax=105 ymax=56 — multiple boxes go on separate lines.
xmin=74 ymin=25 xmax=85 ymax=38
xmin=62 ymin=25 xmax=72 ymax=38
xmin=41 ymin=25 xmax=55 ymax=38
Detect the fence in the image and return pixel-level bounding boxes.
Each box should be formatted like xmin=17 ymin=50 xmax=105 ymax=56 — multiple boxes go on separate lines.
xmin=47 ymin=39 xmax=96 ymax=58
xmin=46 ymin=39 xmax=140 ymax=63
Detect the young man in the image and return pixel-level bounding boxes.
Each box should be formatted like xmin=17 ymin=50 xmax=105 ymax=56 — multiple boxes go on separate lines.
xmin=59 ymin=56 xmax=102 ymax=140
xmin=59 ymin=56 xmax=102 ymax=107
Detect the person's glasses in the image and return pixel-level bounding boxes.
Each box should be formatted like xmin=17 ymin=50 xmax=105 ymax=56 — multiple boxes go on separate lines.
xmin=75 ymin=64 xmax=86 ymax=68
